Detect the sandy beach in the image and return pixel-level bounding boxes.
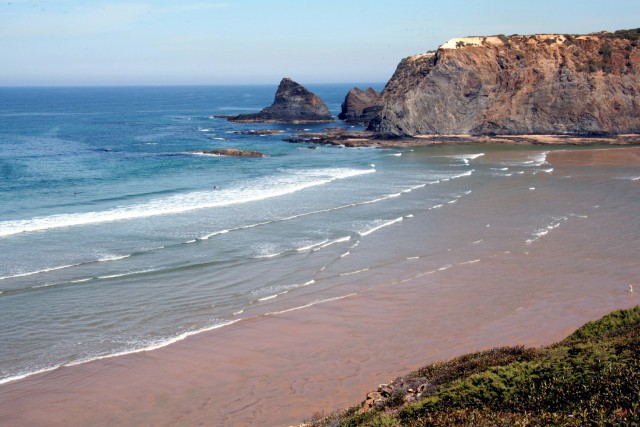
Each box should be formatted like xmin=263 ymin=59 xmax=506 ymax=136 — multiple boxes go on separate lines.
xmin=1 ymin=146 xmax=638 ymax=427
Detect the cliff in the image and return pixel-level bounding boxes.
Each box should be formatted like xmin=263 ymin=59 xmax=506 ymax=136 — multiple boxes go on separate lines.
xmin=229 ymin=78 xmax=333 ymax=124
xmin=370 ymin=30 xmax=640 ymax=137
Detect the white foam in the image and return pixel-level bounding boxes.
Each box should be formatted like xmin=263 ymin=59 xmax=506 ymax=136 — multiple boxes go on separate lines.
xmin=97 ymin=268 xmax=160 ymax=280
xmin=297 ymin=239 xmax=330 ymax=252
xmin=97 ymin=254 xmax=131 ymax=262
xmin=460 ymin=259 xmax=481 ymax=265
xmin=265 ymin=293 xmax=358 ymax=316
xmin=0 ymin=168 xmax=375 ymax=237
xmin=254 ymin=280 xmax=316 ymax=299
xmin=0 ymin=263 xmax=82 ymax=281
xmin=358 ymin=217 xmax=403 ymax=237
xmin=0 ymin=318 xmax=243 ymax=386
xmin=525 ymin=213 xmax=587 ymax=245
xmin=449 ymin=153 xmax=485 ymax=165
xmin=315 ymin=236 xmax=351 ymax=250
xmin=340 ymin=268 xmax=369 ymax=276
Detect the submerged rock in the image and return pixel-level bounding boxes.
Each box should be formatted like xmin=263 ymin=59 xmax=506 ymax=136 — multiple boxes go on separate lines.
xmin=228 ymin=78 xmax=333 ymax=124
xmin=370 ymin=31 xmax=640 ymax=137
xmin=338 ymin=87 xmax=382 ymax=125
xmin=194 ymin=148 xmax=265 ymax=157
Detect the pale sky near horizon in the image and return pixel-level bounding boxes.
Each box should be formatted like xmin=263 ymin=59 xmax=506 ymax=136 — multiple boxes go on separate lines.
xmin=1 ymin=0 xmax=639 ymax=86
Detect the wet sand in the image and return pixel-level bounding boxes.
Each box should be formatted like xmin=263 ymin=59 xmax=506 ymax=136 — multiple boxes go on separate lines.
xmin=1 ymin=146 xmax=639 ymax=427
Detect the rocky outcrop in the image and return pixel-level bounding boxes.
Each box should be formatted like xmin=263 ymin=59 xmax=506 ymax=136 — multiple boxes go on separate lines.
xmin=228 ymin=78 xmax=333 ymax=124
xmin=194 ymin=149 xmax=265 ymax=157
xmin=370 ymin=31 xmax=640 ymax=137
xmin=338 ymin=87 xmax=382 ymax=125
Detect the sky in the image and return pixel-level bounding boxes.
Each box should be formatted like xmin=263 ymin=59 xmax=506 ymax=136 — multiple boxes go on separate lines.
xmin=1 ymin=0 xmax=639 ymax=86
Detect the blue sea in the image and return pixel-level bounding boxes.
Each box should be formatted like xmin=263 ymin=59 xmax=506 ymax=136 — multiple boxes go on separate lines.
xmin=1 ymin=85 xmax=639 ymax=385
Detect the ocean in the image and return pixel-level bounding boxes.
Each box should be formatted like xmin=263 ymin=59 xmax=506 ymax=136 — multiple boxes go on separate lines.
xmin=1 ymin=84 xmax=639 ymax=386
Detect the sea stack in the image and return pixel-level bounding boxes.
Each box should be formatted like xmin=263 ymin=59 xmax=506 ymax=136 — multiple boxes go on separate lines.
xmin=228 ymin=78 xmax=333 ymax=123
xmin=338 ymin=87 xmax=383 ymax=125
xmin=370 ymin=30 xmax=640 ymax=137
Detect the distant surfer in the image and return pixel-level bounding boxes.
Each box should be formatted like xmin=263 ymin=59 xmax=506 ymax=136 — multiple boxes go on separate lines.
xmin=629 ymin=284 xmax=634 ymax=294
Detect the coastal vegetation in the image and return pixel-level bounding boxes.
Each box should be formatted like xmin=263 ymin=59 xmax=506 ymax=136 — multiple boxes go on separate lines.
xmin=305 ymin=306 xmax=640 ymax=426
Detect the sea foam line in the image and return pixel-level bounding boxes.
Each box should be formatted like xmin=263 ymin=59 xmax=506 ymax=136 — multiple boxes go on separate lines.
xmin=0 ymin=319 xmax=242 ymax=386
xmin=265 ymin=293 xmax=358 ymax=316
xmin=199 ymin=190 xmax=404 ymax=241
xmin=449 ymin=153 xmax=485 ymax=164
xmin=0 ymin=167 xmax=375 ymax=237
xmin=0 ymin=263 xmax=83 ymax=281
xmin=359 ymin=217 xmax=404 ymax=237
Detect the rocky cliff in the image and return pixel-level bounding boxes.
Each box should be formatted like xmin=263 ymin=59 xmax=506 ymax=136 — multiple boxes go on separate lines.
xmin=338 ymin=87 xmax=382 ymax=125
xmin=229 ymin=78 xmax=333 ymax=123
xmin=370 ymin=30 xmax=640 ymax=137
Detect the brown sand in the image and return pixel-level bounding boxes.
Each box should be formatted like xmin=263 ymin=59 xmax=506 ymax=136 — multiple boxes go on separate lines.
xmin=547 ymin=146 xmax=640 ymax=166
xmin=1 ymin=147 xmax=638 ymax=427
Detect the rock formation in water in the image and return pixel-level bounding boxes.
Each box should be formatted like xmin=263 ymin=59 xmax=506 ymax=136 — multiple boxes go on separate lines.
xmin=370 ymin=30 xmax=640 ymax=137
xmin=228 ymin=78 xmax=333 ymax=123
xmin=195 ymin=148 xmax=265 ymax=157
xmin=338 ymin=87 xmax=383 ymax=125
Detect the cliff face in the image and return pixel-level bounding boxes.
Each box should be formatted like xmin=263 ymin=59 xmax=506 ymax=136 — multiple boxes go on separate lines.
xmin=229 ymin=78 xmax=333 ymax=123
xmin=370 ymin=32 xmax=640 ymax=137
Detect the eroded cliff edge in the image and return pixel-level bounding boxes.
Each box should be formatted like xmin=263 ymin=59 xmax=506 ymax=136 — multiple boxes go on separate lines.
xmin=370 ymin=31 xmax=640 ymax=137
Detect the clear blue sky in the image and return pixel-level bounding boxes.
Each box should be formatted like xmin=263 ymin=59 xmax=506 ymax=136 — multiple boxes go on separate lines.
xmin=1 ymin=0 xmax=639 ymax=86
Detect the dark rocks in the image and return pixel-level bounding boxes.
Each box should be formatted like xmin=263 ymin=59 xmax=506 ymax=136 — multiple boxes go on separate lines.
xmin=283 ymin=128 xmax=377 ymax=147
xmin=370 ymin=33 xmax=640 ymax=137
xmin=194 ymin=149 xmax=265 ymax=157
xmin=232 ymin=129 xmax=284 ymax=135
xmin=338 ymin=87 xmax=383 ymax=125
xmin=228 ymin=78 xmax=333 ymax=124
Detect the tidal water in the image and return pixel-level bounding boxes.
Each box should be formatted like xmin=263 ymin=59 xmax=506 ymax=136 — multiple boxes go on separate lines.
xmin=1 ymin=85 xmax=639 ymax=384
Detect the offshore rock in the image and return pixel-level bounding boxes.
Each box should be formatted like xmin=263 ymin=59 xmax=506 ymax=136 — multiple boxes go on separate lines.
xmin=370 ymin=31 xmax=640 ymax=137
xmin=338 ymin=87 xmax=382 ymax=125
xmin=194 ymin=148 xmax=265 ymax=157
xmin=229 ymin=78 xmax=333 ymax=124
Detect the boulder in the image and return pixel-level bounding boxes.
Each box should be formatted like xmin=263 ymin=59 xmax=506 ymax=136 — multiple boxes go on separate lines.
xmin=228 ymin=78 xmax=333 ymax=124
xmin=338 ymin=87 xmax=382 ymax=125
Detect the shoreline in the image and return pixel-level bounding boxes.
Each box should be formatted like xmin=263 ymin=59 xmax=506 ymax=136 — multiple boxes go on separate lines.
xmin=1 ymin=266 xmax=635 ymax=426
xmin=285 ymin=129 xmax=640 ymax=148
xmin=1 ymin=146 xmax=639 ymax=426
